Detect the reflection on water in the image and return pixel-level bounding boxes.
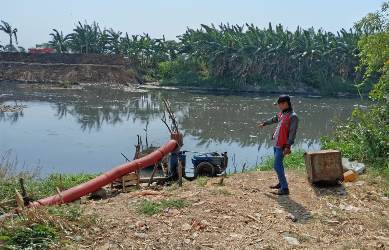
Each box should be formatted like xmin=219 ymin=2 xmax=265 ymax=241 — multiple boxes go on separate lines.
xmin=0 ymin=83 xmax=363 ymax=175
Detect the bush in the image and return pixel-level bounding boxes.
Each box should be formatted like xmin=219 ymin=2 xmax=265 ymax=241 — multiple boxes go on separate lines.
xmin=322 ymin=2 xmax=389 ymax=175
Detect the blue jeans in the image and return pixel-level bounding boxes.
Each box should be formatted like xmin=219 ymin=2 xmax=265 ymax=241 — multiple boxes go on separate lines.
xmin=274 ymin=147 xmax=289 ymax=190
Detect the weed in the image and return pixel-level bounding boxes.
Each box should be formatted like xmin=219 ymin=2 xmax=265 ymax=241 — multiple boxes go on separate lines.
xmin=165 ymin=183 xmax=179 ymax=192
xmin=136 ymin=199 xmax=188 ymax=216
xmin=136 ymin=200 xmax=162 ymax=215
xmin=211 ymin=188 xmax=231 ymax=196
xmin=160 ymin=199 xmax=187 ymax=209
xmin=8 ymin=224 xmax=57 ymax=249
xmin=196 ymin=177 xmax=208 ymax=187
xmin=47 ymin=204 xmax=83 ymax=221
xmin=0 ymin=205 xmax=96 ymax=249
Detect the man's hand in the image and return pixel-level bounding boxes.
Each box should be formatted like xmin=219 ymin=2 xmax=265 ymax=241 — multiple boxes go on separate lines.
xmin=283 ymin=145 xmax=291 ymax=156
xmin=257 ymin=122 xmax=265 ymax=128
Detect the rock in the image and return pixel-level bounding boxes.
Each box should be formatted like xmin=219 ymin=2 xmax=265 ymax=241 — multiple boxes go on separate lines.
xmin=134 ymin=232 xmax=148 ymax=239
xmin=191 ymin=232 xmax=199 ymax=239
xmin=272 ymin=208 xmax=284 ymax=214
xmin=342 ymin=158 xmax=365 ymax=174
xmin=184 ymin=238 xmax=191 ymax=244
xmin=283 ymin=236 xmax=300 ymax=245
xmin=135 ymin=220 xmax=149 ymax=232
xmin=166 ymin=208 xmax=180 ymax=216
xmin=229 ymin=233 xmax=244 ymax=239
xmin=182 ymin=223 xmax=192 ymax=231
xmin=355 ymin=181 xmax=366 ymax=186
xmin=286 ymin=213 xmax=297 ymax=222
xmin=200 ymin=220 xmax=209 ymax=227
xmin=192 ymin=201 xmax=206 ymax=206
xmin=74 ymin=235 xmax=82 ymax=242
xmin=339 ymin=204 xmax=361 ymax=212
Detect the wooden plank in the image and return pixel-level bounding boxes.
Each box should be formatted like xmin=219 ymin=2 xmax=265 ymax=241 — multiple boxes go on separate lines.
xmin=148 ymin=163 xmax=159 ymax=187
xmin=178 ymin=160 xmax=183 ymax=187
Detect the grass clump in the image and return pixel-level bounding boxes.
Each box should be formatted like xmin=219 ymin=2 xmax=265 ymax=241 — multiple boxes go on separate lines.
xmin=256 ymin=150 xmax=305 ymax=171
xmin=211 ymin=188 xmax=231 ymax=196
xmin=136 ymin=199 xmax=188 ymax=216
xmin=0 ymin=205 xmax=96 ymax=249
xmin=5 ymin=224 xmax=57 ymax=249
xmin=196 ymin=176 xmax=208 ymax=187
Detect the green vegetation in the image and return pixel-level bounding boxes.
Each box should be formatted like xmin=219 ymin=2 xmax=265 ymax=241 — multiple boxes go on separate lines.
xmin=41 ymin=20 xmax=370 ymax=93
xmin=136 ymin=199 xmax=188 ymax=216
xmin=0 ymin=205 xmax=95 ymax=249
xmin=321 ymin=2 xmax=388 ymax=194
xmin=161 ymin=24 xmax=363 ymax=93
xmin=3 ymin=224 xmax=57 ymax=249
xmin=0 ymin=152 xmax=96 ymax=212
xmin=0 ymin=173 xmax=96 ymax=204
xmin=256 ymin=151 xmax=305 ymax=171
xmin=196 ymin=176 xmax=209 ymax=187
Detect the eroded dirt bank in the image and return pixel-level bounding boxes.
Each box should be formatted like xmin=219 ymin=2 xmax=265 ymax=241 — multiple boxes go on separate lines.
xmin=0 ymin=52 xmax=139 ymax=85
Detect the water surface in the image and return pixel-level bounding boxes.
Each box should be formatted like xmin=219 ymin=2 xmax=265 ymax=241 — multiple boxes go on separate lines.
xmin=0 ymin=83 xmax=363 ymax=175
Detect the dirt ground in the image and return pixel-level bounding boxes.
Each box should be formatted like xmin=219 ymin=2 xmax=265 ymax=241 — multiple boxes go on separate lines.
xmin=69 ymin=171 xmax=389 ymax=250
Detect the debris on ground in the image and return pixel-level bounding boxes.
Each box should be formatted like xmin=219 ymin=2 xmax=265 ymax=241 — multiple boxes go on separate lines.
xmin=344 ymin=170 xmax=358 ymax=182
xmin=342 ymin=157 xmax=366 ymax=174
xmin=283 ymin=235 xmax=300 ymax=245
xmin=0 ymin=104 xmax=25 ymax=112
xmin=62 ymin=171 xmax=388 ymax=249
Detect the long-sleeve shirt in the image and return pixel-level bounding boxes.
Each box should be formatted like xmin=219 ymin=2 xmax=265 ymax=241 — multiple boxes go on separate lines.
xmin=263 ymin=110 xmax=298 ymax=147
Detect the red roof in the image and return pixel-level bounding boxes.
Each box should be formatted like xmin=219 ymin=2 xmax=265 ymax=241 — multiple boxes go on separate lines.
xmin=28 ymin=48 xmax=55 ymax=54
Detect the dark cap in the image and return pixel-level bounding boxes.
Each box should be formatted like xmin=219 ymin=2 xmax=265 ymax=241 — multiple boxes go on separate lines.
xmin=273 ymin=95 xmax=291 ymax=105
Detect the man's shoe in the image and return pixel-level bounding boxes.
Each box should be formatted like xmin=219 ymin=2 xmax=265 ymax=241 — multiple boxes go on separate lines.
xmin=276 ymin=188 xmax=290 ymax=195
xmin=269 ymin=183 xmax=281 ymax=189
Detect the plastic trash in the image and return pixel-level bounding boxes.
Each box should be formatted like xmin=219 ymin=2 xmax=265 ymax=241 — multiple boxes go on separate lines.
xmin=344 ymin=170 xmax=358 ymax=182
xmin=342 ymin=158 xmax=366 ymax=174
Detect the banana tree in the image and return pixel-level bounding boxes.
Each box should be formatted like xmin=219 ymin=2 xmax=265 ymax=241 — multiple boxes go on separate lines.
xmin=49 ymin=29 xmax=71 ymax=53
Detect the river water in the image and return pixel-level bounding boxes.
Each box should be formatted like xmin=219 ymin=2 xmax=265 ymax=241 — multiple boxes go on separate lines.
xmin=0 ymin=83 xmax=363 ymax=175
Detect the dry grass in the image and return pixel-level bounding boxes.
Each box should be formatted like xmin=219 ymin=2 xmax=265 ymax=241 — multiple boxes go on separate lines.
xmin=65 ymin=171 xmax=389 ymax=249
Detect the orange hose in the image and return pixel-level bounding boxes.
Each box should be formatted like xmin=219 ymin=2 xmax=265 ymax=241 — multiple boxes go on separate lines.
xmin=30 ymin=139 xmax=178 ymax=206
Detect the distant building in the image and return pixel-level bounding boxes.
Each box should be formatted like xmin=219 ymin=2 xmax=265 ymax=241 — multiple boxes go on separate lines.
xmin=28 ymin=47 xmax=55 ymax=54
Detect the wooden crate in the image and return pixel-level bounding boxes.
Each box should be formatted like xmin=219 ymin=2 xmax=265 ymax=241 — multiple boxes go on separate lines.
xmin=111 ymin=172 xmax=140 ymax=192
xmin=304 ymin=150 xmax=343 ymax=183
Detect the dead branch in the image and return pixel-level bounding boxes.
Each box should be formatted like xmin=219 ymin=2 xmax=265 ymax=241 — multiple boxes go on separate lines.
xmin=162 ymin=99 xmax=179 ymax=133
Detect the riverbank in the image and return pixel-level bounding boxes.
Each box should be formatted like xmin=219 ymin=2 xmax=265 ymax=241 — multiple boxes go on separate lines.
xmin=142 ymin=82 xmax=365 ymax=98
xmin=1 ymin=149 xmax=388 ymax=249
xmin=1 ymin=169 xmax=388 ymax=249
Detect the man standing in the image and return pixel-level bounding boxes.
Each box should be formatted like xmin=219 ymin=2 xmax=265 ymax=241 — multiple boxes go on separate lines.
xmin=258 ymin=95 xmax=298 ymax=195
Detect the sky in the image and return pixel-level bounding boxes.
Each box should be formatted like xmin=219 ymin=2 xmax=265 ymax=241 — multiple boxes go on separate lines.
xmin=0 ymin=0 xmax=384 ymax=48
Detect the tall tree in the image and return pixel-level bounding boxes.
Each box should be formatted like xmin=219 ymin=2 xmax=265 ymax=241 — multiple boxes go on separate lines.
xmin=0 ymin=20 xmax=18 ymax=51
xmin=49 ymin=29 xmax=70 ymax=53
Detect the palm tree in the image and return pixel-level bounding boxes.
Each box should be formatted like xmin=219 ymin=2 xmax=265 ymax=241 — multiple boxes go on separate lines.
xmin=0 ymin=20 xmax=18 ymax=49
xmin=49 ymin=29 xmax=71 ymax=53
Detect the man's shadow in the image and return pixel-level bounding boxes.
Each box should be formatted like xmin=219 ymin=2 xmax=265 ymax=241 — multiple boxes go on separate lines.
xmin=264 ymin=193 xmax=312 ymax=224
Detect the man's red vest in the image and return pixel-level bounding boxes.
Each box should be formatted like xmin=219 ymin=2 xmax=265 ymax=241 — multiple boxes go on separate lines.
xmin=273 ymin=112 xmax=291 ymax=148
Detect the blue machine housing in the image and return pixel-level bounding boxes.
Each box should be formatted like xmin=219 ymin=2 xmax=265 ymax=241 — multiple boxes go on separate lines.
xmin=191 ymin=152 xmax=227 ymax=175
